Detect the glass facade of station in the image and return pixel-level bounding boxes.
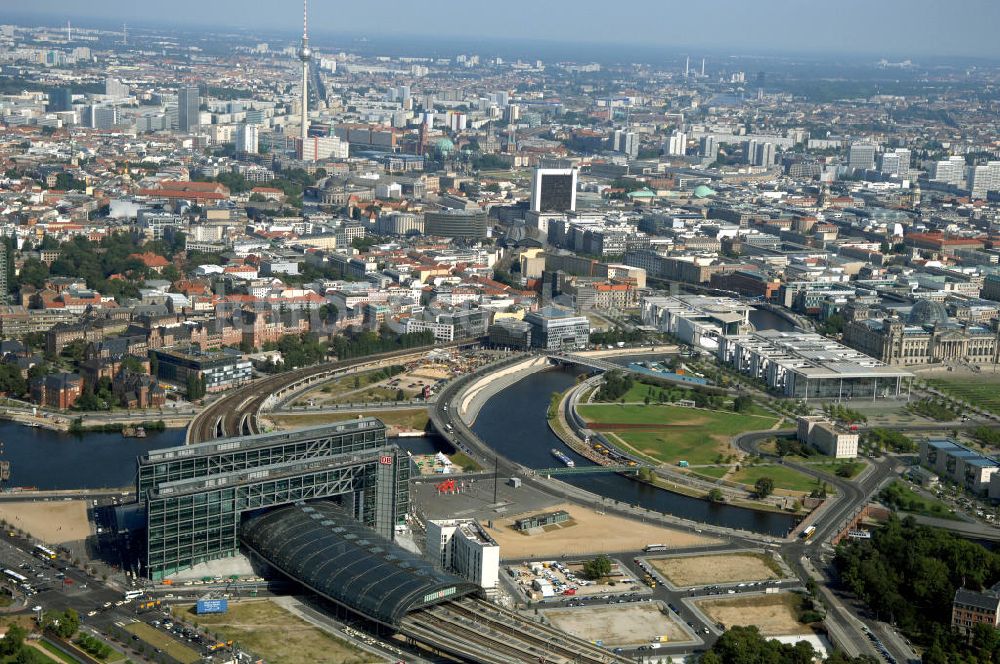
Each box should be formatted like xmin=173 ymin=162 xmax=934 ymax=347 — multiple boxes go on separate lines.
xmin=137 ymin=420 xmax=410 ymax=580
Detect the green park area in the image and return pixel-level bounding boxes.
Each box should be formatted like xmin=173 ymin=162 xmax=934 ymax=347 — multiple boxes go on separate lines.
xmin=728 ymin=464 xmax=829 ymax=494
xmin=926 ymin=375 xmax=1000 ymax=415
xmin=807 ymin=459 xmax=867 ymax=479
xmin=577 ymin=403 xmax=779 ymax=466
xmin=176 ymin=601 xmax=373 ymax=664
xmin=692 ymin=465 xmax=731 ymax=479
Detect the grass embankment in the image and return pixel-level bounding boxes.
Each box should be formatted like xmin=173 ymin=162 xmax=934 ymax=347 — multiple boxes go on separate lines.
xmin=35 ymin=640 xmax=86 ymax=664
xmin=692 ymin=466 xmax=731 ymax=480
xmin=577 ymin=403 xmax=778 ymax=466
xmin=449 ymin=450 xmax=481 ymax=472
xmin=271 ymin=408 xmax=429 ymax=431
xmin=175 ymin=601 xmax=373 ymax=664
xmin=18 ymin=646 xmax=62 ymax=664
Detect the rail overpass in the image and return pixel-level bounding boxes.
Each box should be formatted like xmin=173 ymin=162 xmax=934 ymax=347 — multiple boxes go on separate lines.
xmin=186 ymin=340 xmax=475 ymax=444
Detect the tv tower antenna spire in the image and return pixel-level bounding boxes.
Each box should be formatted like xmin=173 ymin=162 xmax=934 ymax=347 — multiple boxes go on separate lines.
xmin=297 ymin=0 xmax=312 ymax=149
xmin=66 ymin=21 xmax=71 ymax=42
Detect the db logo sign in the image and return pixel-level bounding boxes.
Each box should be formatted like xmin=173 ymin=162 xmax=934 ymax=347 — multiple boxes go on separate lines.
xmin=379 ymin=455 xmax=393 ymax=465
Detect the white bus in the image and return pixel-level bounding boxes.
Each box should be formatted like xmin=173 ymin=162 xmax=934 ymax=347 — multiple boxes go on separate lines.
xmin=123 ymin=590 xmax=144 ymax=601
xmin=33 ymin=544 xmax=57 ymax=560
xmin=3 ymin=569 xmax=27 ymax=584
xmin=643 ymin=544 xmax=667 ymax=553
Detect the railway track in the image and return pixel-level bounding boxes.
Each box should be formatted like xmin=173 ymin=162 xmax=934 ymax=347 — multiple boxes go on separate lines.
xmin=187 ymin=341 xmax=478 ymax=444
xmin=401 ymin=597 xmax=628 ymax=664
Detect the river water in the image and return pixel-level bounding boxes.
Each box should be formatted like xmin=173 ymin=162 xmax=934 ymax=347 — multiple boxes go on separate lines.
xmin=471 ymin=368 xmax=797 ymax=536
xmin=467 ymin=307 xmax=802 ymax=536
xmin=0 ymin=422 xmax=184 ymax=490
xmin=749 ymin=308 xmax=796 ymax=332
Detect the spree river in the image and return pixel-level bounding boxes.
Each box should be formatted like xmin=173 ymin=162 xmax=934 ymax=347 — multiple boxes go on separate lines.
xmin=471 ymin=368 xmax=798 ymax=536
xmin=0 ymin=423 xmax=184 ymax=490
xmin=470 ymin=307 xmax=800 ymax=536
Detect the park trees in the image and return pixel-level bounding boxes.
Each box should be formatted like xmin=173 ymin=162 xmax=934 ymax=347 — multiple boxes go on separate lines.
xmin=754 ymin=477 xmax=775 ymax=498
xmin=582 ymin=554 xmax=613 ymax=580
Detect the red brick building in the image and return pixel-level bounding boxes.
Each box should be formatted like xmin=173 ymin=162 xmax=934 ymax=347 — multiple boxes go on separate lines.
xmin=30 ymin=372 xmax=83 ymax=409
xmin=953 ymin=585 xmax=1000 ymax=635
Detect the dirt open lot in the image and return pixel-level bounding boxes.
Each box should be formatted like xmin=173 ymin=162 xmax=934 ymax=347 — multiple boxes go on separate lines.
xmin=483 ymin=503 xmax=718 ymax=560
xmin=543 ymin=603 xmax=691 ymax=647
xmin=695 ymin=593 xmax=812 ymax=636
xmin=649 ymin=552 xmax=782 ymax=587
xmin=0 ymin=500 xmax=90 ymax=544
xmin=175 ymin=600 xmax=373 ymax=664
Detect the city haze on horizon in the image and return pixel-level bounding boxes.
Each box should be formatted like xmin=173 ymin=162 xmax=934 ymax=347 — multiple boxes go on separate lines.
xmin=12 ymin=0 xmax=1000 ymax=60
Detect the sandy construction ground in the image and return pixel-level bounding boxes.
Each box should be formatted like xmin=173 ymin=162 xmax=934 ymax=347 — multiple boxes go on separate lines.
xmin=0 ymin=500 xmax=90 ymax=544
xmin=543 ymin=603 xmax=691 ymax=647
xmin=650 ymin=552 xmax=781 ymax=587
xmin=483 ymin=503 xmax=718 ymax=560
xmin=695 ymin=593 xmax=812 ymax=636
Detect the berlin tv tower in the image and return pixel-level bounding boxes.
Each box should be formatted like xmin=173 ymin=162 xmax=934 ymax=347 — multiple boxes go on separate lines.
xmin=297 ymin=0 xmax=312 ymax=145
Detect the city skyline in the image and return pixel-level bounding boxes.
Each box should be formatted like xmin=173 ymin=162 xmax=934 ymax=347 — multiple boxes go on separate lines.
xmin=12 ymin=0 xmax=1000 ymax=59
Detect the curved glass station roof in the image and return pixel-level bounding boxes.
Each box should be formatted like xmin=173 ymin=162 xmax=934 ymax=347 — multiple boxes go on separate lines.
xmin=241 ymin=501 xmax=481 ymax=626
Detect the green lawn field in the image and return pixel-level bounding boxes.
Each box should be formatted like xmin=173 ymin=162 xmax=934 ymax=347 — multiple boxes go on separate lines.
xmin=577 ymin=403 xmax=779 ymax=465
xmin=692 ymin=466 xmax=731 ymax=480
xmin=728 ymin=464 xmax=825 ymax=494
xmin=926 ymin=376 xmax=1000 ymax=415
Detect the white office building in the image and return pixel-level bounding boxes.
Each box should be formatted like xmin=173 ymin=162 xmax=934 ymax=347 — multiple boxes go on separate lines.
xmin=879 ymin=148 xmax=911 ymax=179
xmin=797 ymin=416 xmax=859 ymax=459
xmin=236 ymin=123 xmax=259 ymax=154
xmin=666 ymin=131 xmax=687 ymax=156
xmin=137 ymin=210 xmax=184 ymax=240
xmin=298 ymin=134 xmax=349 ymax=161
xmin=613 ymin=129 xmax=638 ymax=158
xmin=931 ymin=156 xmax=967 ymax=187
xmin=641 ymin=295 xmax=752 ymax=350
xmin=747 ymin=140 xmax=777 ymax=167
xmin=969 ymin=161 xmax=1000 ymax=200
xmin=848 ymin=143 xmax=877 ymax=171
xmin=426 ymin=519 xmax=500 ymax=590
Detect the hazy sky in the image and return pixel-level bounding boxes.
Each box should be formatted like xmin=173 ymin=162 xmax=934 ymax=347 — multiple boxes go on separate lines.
xmin=17 ymin=0 xmax=1000 ymax=59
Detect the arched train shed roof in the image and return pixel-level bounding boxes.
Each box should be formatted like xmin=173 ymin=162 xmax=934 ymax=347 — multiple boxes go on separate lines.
xmin=240 ymin=501 xmax=481 ymax=626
